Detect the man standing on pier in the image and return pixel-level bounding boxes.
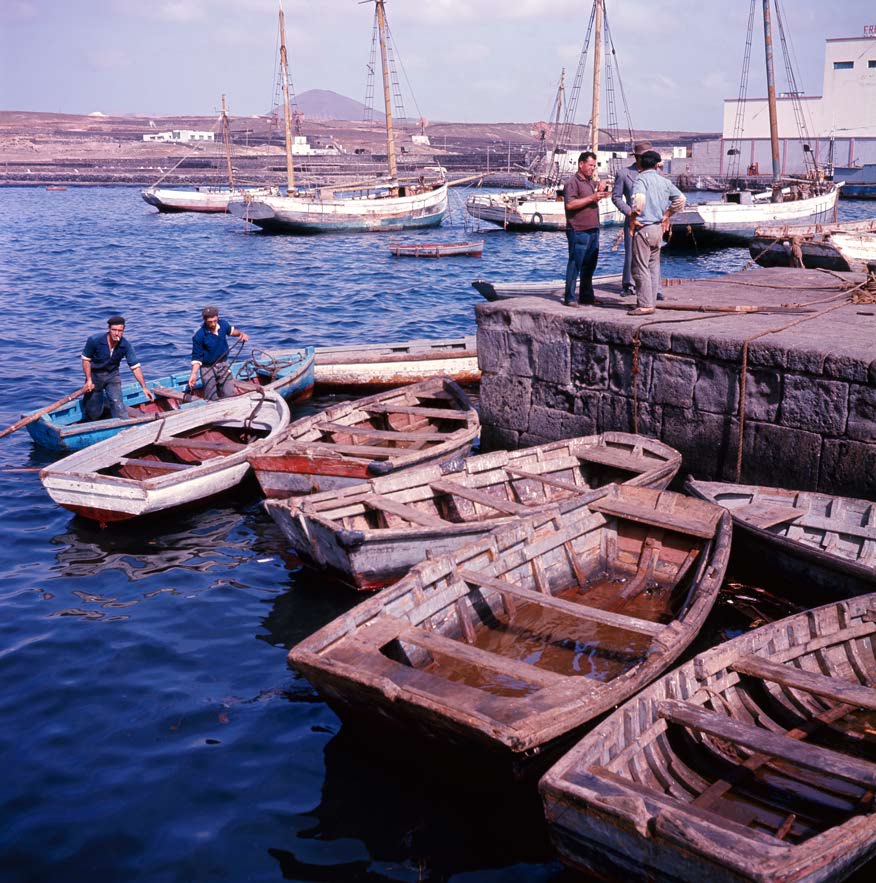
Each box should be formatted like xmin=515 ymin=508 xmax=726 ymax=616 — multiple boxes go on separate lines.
xmin=188 ymin=306 xmax=249 ymax=400
xmin=563 ymin=151 xmax=611 ymax=307
xmin=628 ymin=151 xmax=686 ymax=316
xmin=81 ymin=315 xmax=154 ymax=420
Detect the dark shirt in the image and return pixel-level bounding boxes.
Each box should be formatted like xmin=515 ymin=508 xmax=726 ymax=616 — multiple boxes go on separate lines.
xmin=81 ymin=333 xmax=140 ymax=375
xmin=192 ymin=318 xmax=234 ymax=366
xmin=563 ymin=173 xmax=599 ymax=231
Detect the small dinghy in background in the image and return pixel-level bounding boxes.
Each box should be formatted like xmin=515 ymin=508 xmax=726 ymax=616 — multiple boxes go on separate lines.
xmin=388 ymin=240 xmax=484 ymax=258
xmin=541 ymin=592 xmax=876 ymax=883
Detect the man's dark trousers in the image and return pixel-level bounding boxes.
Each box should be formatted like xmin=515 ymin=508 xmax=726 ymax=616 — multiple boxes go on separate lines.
xmin=84 ymin=371 xmax=124 ymax=421
xmin=564 ymin=227 xmax=599 ymax=305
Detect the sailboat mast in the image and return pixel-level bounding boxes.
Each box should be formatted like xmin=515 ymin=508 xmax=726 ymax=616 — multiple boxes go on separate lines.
xmin=221 ymin=94 xmax=235 ymax=190
xmin=375 ymin=0 xmax=398 ymax=181
xmin=761 ymin=0 xmax=781 ymax=181
xmin=590 ymin=0 xmax=603 ymax=162
xmin=278 ymin=2 xmax=295 ymax=191
xmin=547 ymin=68 xmax=565 ymax=182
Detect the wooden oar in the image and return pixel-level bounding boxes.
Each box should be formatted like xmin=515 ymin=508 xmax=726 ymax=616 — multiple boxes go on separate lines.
xmin=0 ymin=385 xmax=87 ymax=439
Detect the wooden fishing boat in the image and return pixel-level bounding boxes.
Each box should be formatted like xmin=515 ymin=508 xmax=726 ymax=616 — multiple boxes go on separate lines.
xmin=466 ymin=189 xmax=623 ymax=231
xmin=45 ymin=185 xmax=67 ymax=192
xmin=685 ymin=479 xmax=876 ymax=599
xmin=388 ymin=240 xmax=484 ymax=258
xmin=750 ymin=217 xmax=876 ymax=271
xmin=24 ymin=348 xmax=313 ymax=452
xmin=540 ymin=592 xmax=876 ymax=882
xmin=248 ymin=377 xmax=478 ymax=498
xmin=289 ymin=484 xmax=732 ymax=772
xmin=265 ymin=432 xmax=682 ymax=590
xmin=39 ymin=390 xmax=289 ymax=523
xmin=472 ymin=273 xmax=623 ymax=302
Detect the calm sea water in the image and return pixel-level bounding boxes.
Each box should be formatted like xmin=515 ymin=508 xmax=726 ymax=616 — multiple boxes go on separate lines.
xmin=0 ymin=188 xmax=872 ymax=882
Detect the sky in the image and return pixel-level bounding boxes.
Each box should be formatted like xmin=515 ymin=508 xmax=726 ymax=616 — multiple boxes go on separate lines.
xmin=0 ymin=0 xmax=870 ymax=131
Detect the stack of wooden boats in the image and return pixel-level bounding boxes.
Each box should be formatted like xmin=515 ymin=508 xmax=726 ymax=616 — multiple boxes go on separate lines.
xmin=265 ymin=432 xmax=682 ymax=590
xmin=540 ymin=592 xmax=876 ymax=882
xmin=750 ymin=217 xmax=876 ymax=272
xmin=686 ymin=480 xmax=876 ymax=599
xmin=39 ymin=390 xmax=289 ymax=523
xmin=289 ymin=484 xmax=732 ymax=772
xmin=248 ymin=377 xmax=479 ymax=497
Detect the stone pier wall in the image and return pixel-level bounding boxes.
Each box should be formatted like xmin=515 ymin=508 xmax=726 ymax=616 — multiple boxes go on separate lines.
xmin=475 ymin=272 xmax=876 ymax=498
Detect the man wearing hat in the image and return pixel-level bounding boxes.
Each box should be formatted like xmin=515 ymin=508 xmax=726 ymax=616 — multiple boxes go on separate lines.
xmin=81 ymin=315 xmax=154 ymax=421
xmin=188 ymin=306 xmax=248 ymax=400
xmin=612 ymin=140 xmax=665 ymax=300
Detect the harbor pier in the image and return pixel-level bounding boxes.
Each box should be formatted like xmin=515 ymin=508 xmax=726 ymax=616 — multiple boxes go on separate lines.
xmin=476 ymin=267 xmax=876 ymax=497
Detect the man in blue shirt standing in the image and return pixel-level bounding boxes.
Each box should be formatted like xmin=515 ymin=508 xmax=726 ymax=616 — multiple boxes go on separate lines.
xmin=188 ymin=306 xmax=249 ymax=400
xmin=81 ymin=315 xmax=154 ymax=421
xmin=628 ymin=151 xmax=686 ymax=316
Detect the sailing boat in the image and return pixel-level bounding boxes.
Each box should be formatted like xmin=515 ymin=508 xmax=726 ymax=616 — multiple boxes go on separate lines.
xmin=466 ymin=0 xmax=624 ymax=231
xmin=668 ymin=0 xmax=841 ymax=245
xmin=142 ymin=96 xmax=278 ymax=214
xmin=227 ymin=1 xmax=447 ymax=234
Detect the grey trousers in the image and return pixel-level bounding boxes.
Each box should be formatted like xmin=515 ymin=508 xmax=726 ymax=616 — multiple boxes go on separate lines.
xmin=200 ymin=361 xmax=236 ymax=400
xmin=622 ymin=222 xmax=634 ymax=287
xmin=631 ymin=225 xmax=664 ymax=309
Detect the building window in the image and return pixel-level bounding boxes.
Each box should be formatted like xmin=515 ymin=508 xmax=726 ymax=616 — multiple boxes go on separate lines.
xmin=833 ymin=61 xmax=853 ymax=70
xmin=870 ymin=60 xmax=876 ymax=68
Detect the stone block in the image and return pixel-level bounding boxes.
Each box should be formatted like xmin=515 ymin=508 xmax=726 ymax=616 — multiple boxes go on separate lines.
xmin=694 ymin=362 xmax=739 ymax=414
xmin=740 ymin=422 xmax=821 ymax=490
xmin=650 ymin=354 xmax=697 ymax=408
xmin=609 ymin=347 xmax=652 ymax=397
xmin=532 ymin=382 xmax=577 ymax=413
xmin=598 ymin=394 xmax=661 ymax=437
xmin=533 ymin=339 xmax=571 ymax=385
xmin=571 ymin=340 xmax=610 ymax=389
xmin=780 ymin=375 xmax=848 ymax=435
xmin=662 ymin=406 xmax=738 ymax=481
xmin=823 ymin=351 xmax=870 ymax=383
xmin=590 ymin=319 xmax=636 ymax=345
xmin=639 ymin=326 xmax=672 ymax=352
xmin=476 ymin=328 xmax=511 ymax=373
xmin=528 ymin=405 xmax=597 ymax=441
xmin=847 ymin=384 xmax=876 ymax=443
xmin=479 ymin=424 xmax=520 ymax=454
xmin=745 ymin=340 xmax=788 ymax=370
xmin=478 ymin=375 xmax=532 ymax=433
xmin=742 ymin=369 xmax=782 ymax=422
xmin=670 ymin=332 xmax=710 ymax=358
xmin=820 ymin=439 xmax=876 ymax=498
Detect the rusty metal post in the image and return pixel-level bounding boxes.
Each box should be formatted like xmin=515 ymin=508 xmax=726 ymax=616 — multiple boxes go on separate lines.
xmin=762 ymin=0 xmax=781 ymax=181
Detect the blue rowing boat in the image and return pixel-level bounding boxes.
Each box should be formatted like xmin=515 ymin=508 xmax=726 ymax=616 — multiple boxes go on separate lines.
xmin=25 ymin=348 xmax=314 ymax=452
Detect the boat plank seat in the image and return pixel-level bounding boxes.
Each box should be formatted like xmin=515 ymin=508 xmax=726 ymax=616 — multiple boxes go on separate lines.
xmin=657 ymin=699 xmax=876 ymax=788
xmin=736 ymin=501 xmax=807 ymax=529
xmin=151 ymin=385 xmax=189 ymax=401
xmin=731 ymin=654 xmax=876 ymax=711
xmin=126 ymin=406 xmax=144 ymax=418
xmin=361 ymin=494 xmax=447 ymax=529
xmin=429 ymin=478 xmax=530 ymax=515
xmin=457 ymin=569 xmax=664 ymax=637
xmin=303 ymin=440 xmax=422 ymax=458
xmin=154 ymin=438 xmax=244 ymax=453
xmin=379 ymin=615 xmax=565 ymax=689
xmin=316 ymin=421 xmax=449 ymax=441
xmin=793 ymin=515 xmax=876 ymax=542
xmin=505 ymin=466 xmax=591 ymax=495
xmin=118 ymin=457 xmax=193 ymax=472
xmin=590 ymin=496 xmax=718 ymax=538
xmin=233 ymin=379 xmax=262 ymax=393
xmin=363 ymin=403 xmax=471 ymax=421
xmin=576 ymin=445 xmax=660 ymax=472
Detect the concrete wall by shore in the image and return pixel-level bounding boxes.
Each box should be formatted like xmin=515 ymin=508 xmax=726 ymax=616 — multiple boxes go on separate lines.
xmin=475 ymin=271 xmax=876 ymax=498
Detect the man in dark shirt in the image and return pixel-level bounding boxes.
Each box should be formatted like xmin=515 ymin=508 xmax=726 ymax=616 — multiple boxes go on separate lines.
xmin=188 ymin=306 xmax=249 ymax=400
xmin=81 ymin=315 xmax=154 ymax=421
xmin=563 ymin=151 xmax=611 ymax=306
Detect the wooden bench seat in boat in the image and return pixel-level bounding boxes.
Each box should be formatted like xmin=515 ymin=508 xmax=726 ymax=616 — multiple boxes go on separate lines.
xmin=457 ymin=569 xmax=665 ymax=638
xmin=118 ymin=457 xmax=194 ymax=472
xmin=363 ymin=403 xmax=471 ymax=421
xmin=575 ymin=445 xmax=659 ymax=473
xmin=316 ymin=421 xmax=450 ymax=441
xmin=428 ymin=478 xmax=530 ymax=515
xmin=154 ymin=438 xmax=245 ymax=453
xmin=361 ymin=494 xmax=448 ymax=529
xmin=731 ymin=654 xmax=876 ymax=710
xmin=295 ymin=440 xmax=424 ymax=458
xmin=504 ymin=466 xmax=591 ymax=495
xmin=151 ymin=385 xmax=189 ymax=401
xmin=656 ymin=699 xmax=876 ymax=788
xmin=589 ymin=496 xmax=720 ymax=538
xmin=735 ymin=501 xmax=808 ymax=529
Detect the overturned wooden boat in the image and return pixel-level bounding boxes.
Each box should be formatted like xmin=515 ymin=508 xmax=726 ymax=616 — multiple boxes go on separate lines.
xmin=265 ymin=432 xmax=682 ymax=590
xmin=289 ymin=484 xmax=732 ymax=771
xmin=40 ymin=390 xmax=289 ymax=523
xmin=686 ymin=479 xmax=876 ymax=599
xmin=24 ymin=348 xmax=313 ymax=452
xmin=750 ymin=217 xmax=876 ymax=272
xmin=541 ymin=592 xmax=876 ymax=882
xmin=249 ymin=377 xmax=479 ymax=498
xmin=388 ymin=240 xmax=484 ymax=258
xmin=472 ymin=273 xmax=623 ymax=302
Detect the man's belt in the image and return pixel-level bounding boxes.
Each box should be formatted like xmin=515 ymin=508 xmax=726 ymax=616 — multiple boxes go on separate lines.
xmin=202 ymin=356 xmax=228 ymax=368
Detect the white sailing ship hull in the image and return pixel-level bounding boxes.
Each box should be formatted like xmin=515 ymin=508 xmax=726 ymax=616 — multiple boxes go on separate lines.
xmin=227 ymin=185 xmax=448 ymax=233
xmin=141 ymin=186 xmax=277 ymax=214
xmin=465 ymin=188 xmax=624 ymax=230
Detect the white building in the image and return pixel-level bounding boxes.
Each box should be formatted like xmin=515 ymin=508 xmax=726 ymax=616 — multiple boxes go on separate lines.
xmin=142 ymin=130 xmax=216 ymax=143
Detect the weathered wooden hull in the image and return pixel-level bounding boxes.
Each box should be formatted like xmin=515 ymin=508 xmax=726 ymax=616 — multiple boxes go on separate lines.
xmin=750 ymin=218 xmax=876 ymax=271
xmin=290 ymin=485 xmax=732 ymax=773
xmin=466 ymin=189 xmax=623 ymax=230
xmin=24 ymin=349 xmax=313 ymax=452
xmin=669 ymin=186 xmax=840 ymax=246
xmin=40 ymin=391 xmax=289 ymax=522
xmin=141 ymin=185 xmax=278 ymax=214
xmin=388 ymin=240 xmax=484 ymax=257
xmin=266 ymin=431 xmax=682 ymax=590
xmin=541 ymin=593 xmax=876 ymax=882
xmin=472 ymin=273 xmax=623 ymax=302
xmin=227 ymin=184 xmax=448 ymax=234
xmin=685 ymin=480 xmax=876 ymax=599
xmin=249 ymin=377 xmax=479 ymax=498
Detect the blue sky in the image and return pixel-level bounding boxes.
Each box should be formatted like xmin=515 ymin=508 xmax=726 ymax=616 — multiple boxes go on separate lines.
xmin=0 ymin=1 xmax=869 ymax=130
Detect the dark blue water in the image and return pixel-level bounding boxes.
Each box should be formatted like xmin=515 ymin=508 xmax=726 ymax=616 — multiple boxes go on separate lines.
xmin=0 ymin=188 xmax=872 ymax=882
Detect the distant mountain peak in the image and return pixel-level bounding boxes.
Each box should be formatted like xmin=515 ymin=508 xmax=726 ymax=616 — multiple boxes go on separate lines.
xmin=284 ymin=89 xmax=384 ymax=122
